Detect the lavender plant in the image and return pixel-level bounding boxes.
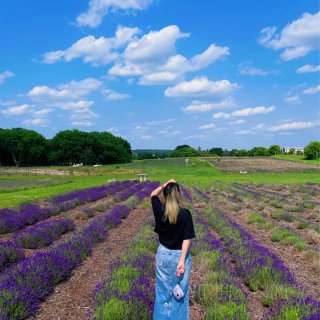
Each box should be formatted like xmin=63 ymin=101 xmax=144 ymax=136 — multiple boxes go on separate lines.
xmin=14 ymin=219 xmax=75 ymax=249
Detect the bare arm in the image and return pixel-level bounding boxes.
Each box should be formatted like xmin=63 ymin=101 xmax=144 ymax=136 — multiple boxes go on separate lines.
xmin=150 ymin=178 xmax=176 ymax=197
xmin=177 ymin=239 xmax=191 ymax=277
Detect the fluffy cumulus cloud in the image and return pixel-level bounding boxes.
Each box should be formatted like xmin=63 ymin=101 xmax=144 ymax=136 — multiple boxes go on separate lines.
xmin=197 ymin=123 xmax=216 ymax=130
xmin=212 ymin=106 xmax=276 ymax=119
xmin=296 ymin=64 xmax=320 ymax=73
xmin=182 ymin=97 xmax=234 ymax=113
xmin=102 ymin=89 xmax=131 ymax=101
xmin=259 ymin=11 xmax=320 ymax=60
xmin=109 ymin=26 xmax=229 ymax=85
xmin=231 ymin=106 xmax=276 ymax=116
xmin=267 ymin=121 xmax=317 ymax=132
xmin=0 ymin=71 xmax=15 ymax=84
xmin=76 ymin=0 xmax=153 ymax=28
xmin=303 ymin=85 xmax=320 ymax=95
xmin=2 ymin=104 xmax=30 ymax=116
xmin=43 ymin=26 xmax=140 ymax=66
xmin=124 ymin=25 xmax=189 ymax=64
xmin=71 ymin=120 xmax=95 ymax=126
xmin=28 ymin=78 xmax=103 ymax=102
xmin=22 ymin=118 xmax=48 ymax=127
xmin=284 ymin=96 xmax=301 ymax=104
xmin=165 ymin=76 xmax=238 ymax=98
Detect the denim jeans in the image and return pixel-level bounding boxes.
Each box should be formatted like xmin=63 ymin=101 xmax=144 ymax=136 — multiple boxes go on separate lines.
xmin=153 ymin=244 xmax=191 ymax=320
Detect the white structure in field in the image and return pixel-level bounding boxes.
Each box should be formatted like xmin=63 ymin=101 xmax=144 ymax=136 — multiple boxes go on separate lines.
xmin=138 ymin=173 xmax=148 ymax=182
xmin=282 ymin=147 xmax=304 ymax=154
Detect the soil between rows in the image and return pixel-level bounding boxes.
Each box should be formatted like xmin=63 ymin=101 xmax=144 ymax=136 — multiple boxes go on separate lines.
xmin=32 ymin=204 xmax=152 ymax=320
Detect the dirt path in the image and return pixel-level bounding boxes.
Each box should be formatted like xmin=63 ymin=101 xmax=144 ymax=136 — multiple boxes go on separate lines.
xmin=32 ymin=204 xmax=151 ymax=320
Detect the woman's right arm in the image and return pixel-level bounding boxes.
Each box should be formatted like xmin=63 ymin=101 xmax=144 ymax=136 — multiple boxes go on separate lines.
xmin=150 ymin=179 xmax=176 ymax=197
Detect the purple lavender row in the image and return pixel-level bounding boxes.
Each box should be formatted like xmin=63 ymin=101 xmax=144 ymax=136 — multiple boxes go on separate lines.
xmin=0 ymin=204 xmax=59 ymax=234
xmin=91 ymin=217 xmax=157 ymax=319
xmin=0 ymin=182 xmax=154 ymax=319
xmin=0 ymin=181 xmax=137 ymax=235
xmin=209 ymin=207 xmax=299 ymax=291
xmin=193 ymin=213 xmax=249 ymax=318
xmin=50 ymin=180 xmax=137 ymax=204
xmin=181 ymin=186 xmax=193 ymax=202
xmin=134 ymin=181 xmax=160 ymax=201
xmin=194 ymin=187 xmax=210 ymax=200
xmin=13 ymin=219 xmax=75 ymax=249
xmin=263 ymin=296 xmax=320 ymax=319
xmin=0 ymin=242 xmax=24 ymax=273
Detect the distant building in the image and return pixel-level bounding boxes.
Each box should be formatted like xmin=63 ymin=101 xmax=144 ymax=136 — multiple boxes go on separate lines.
xmin=282 ymin=147 xmax=304 ymax=154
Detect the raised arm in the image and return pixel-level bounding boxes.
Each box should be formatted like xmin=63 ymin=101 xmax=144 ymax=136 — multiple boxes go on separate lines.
xmin=150 ymin=178 xmax=176 ymax=197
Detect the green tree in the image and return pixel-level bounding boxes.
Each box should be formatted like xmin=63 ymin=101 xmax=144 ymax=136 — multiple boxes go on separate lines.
xmin=0 ymin=128 xmax=48 ymax=166
xmin=249 ymin=146 xmax=269 ymax=156
xmin=234 ymin=149 xmax=248 ymax=157
xmin=268 ymin=145 xmax=282 ymax=155
xmin=230 ymin=149 xmax=238 ymax=156
xmin=209 ymin=147 xmax=223 ymax=156
xmin=304 ymin=141 xmax=320 ymax=160
xmin=171 ymin=146 xmax=199 ymax=157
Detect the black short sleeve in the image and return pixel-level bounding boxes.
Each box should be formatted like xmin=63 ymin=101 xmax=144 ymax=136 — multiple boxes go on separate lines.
xmin=151 ymin=195 xmax=164 ymax=219
xmin=183 ymin=209 xmax=196 ymax=240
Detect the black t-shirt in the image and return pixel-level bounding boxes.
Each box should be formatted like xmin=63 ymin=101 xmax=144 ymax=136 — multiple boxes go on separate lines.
xmin=151 ymin=195 xmax=196 ymax=250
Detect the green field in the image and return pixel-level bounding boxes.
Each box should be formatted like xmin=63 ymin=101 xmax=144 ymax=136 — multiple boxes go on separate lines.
xmin=0 ymin=157 xmax=319 ymax=208
xmin=273 ymin=154 xmax=320 ymax=165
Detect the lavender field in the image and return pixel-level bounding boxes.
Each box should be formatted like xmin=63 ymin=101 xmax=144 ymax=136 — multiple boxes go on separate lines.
xmin=0 ymin=180 xmax=319 ymax=319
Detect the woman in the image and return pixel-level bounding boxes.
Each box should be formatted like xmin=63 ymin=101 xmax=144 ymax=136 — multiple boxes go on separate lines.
xmin=151 ymin=179 xmax=196 ymax=320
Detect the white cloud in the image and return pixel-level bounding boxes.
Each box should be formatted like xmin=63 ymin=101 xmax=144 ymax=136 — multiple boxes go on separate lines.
xmin=212 ymin=112 xmax=231 ymax=119
xmin=140 ymin=135 xmax=158 ymax=140
xmin=108 ymin=26 xmax=229 ymax=85
xmin=296 ymin=64 xmax=320 ymax=73
xmin=303 ymin=85 xmax=320 ymax=95
xmin=124 ymin=25 xmax=189 ymax=64
xmin=71 ymin=121 xmax=95 ymax=126
xmin=189 ymin=44 xmax=230 ymax=70
xmin=239 ymin=62 xmax=276 ymax=76
xmin=70 ymin=109 xmax=98 ymax=119
xmin=182 ymin=97 xmax=234 ymax=113
xmin=22 ymin=118 xmax=48 ymax=127
xmin=55 ymin=100 xmax=95 ymax=110
xmin=212 ymin=106 xmax=275 ymax=119
xmin=28 ymin=78 xmax=102 ymax=102
xmin=76 ymin=0 xmax=153 ymax=28
xmin=139 ymin=72 xmax=182 ymax=85
xmin=2 ymin=104 xmax=30 ymax=116
xmin=145 ymin=119 xmax=176 ymax=126
xmin=231 ymin=105 xmax=276 ymax=116
xmin=235 ymin=130 xmax=253 ymax=135
xmin=165 ymin=76 xmax=238 ymax=98
xmin=267 ymin=121 xmax=317 ymax=132
xmin=33 ymin=108 xmax=53 ymax=116
xmin=43 ymin=26 xmax=140 ymax=66
xmin=228 ymin=119 xmax=245 ymax=125
xmin=157 ymin=130 xmax=181 ymax=136
xmin=197 ymin=123 xmax=216 ymax=130
xmin=0 ymin=71 xmax=15 ymax=84
xmin=283 ymin=96 xmax=301 ymax=104
xmin=259 ymin=11 xmax=320 ymax=60
xmin=102 ymin=89 xmax=130 ymax=100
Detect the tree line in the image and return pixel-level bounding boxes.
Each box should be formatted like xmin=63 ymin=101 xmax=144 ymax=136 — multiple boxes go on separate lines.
xmin=0 ymin=128 xmax=132 ymax=167
xmin=170 ymin=143 xmax=320 ymax=160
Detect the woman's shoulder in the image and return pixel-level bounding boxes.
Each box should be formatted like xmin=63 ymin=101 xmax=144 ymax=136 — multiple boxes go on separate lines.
xmin=179 ymin=207 xmax=191 ymax=216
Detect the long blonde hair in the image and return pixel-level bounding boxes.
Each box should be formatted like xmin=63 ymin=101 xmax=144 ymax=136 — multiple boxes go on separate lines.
xmin=163 ymin=182 xmax=184 ymax=224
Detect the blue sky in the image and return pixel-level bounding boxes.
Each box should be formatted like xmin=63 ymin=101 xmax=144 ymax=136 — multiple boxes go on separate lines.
xmin=0 ymin=0 xmax=319 ymax=150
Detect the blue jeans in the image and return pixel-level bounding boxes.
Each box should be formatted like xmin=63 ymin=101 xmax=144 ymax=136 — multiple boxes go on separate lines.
xmin=153 ymin=244 xmax=191 ymax=320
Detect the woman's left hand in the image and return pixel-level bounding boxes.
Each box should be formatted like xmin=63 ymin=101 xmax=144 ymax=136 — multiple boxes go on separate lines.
xmin=177 ymin=261 xmax=184 ymax=277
